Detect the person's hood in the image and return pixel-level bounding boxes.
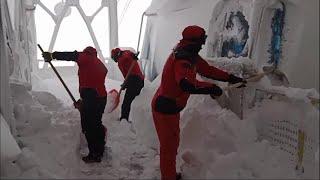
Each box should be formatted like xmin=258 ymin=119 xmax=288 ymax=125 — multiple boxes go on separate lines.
xmin=83 ymin=46 xmax=97 ymax=56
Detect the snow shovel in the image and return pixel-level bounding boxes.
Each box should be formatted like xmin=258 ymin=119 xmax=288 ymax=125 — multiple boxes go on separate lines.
xmin=108 ymin=61 xmax=136 ymax=113
xmin=38 ymin=44 xmax=86 ymax=155
xmin=223 ymin=72 xmax=268 ymax=91
xmin=37 ymin=44 xmax=76 ymax=104
xmin=225 ymin=73 xmax=320 ymax=106
xmin=262 ymin=65 xmax=289 ymax=87
xmin=223 ymin=67 xmax=290 ymax=91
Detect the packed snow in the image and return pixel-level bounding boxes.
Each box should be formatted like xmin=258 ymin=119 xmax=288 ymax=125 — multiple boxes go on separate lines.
xmin=1 ymin=72 xmax=318 ymax=179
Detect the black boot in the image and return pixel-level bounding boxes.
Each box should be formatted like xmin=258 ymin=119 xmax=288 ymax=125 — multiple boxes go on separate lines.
xmin=82 ymin=154 xmax=102 ymax=163
xmin=119 ymin=117 xmax=132 ymax=123
xmin=176 ymin=172 xmax=182 ymax=180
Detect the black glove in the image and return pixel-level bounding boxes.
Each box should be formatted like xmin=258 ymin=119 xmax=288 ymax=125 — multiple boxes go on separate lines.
xmin=228 ymin=74 xmax=244 ymax=84
xmin=228 ymin=74 xmax=246 ymax=88
xmin=210 ymin=85 xmax=223 ymax=98
xmin=42 ymin=52 xmax=53 ymax=62
xmin=131 ymin=52 xmax=139 ymax=61
xmin=73 ymin=99 xmax=82 ymax=110
xmin=120 ymin=81 xmax=128 ymax=90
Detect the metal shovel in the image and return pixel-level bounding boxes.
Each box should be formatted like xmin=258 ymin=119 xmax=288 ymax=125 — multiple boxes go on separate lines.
xmin=262 ymin=65 xmax=290 ymax=87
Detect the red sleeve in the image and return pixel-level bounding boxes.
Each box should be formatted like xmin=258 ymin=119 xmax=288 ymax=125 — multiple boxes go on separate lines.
xmin=196 ymin=56 xmax=230 ymax=81
xmin=174 ymin=60 xmax=213 ymax=88
xmin=174 ymin=60 xmax=193 ymax=83
xmin=118 ymin=54 xmax=132 ymax=77
xmin=76 ymin=52 xmax=90 ymax=67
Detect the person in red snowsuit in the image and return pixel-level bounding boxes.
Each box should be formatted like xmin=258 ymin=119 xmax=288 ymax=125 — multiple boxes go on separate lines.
xmin=42 ymin=46 xmax=108 ymax=163
xmin=111 ymin=48 xmax=144 ymax=122
xmin=151 ymin=25 xmax=246 ymax=180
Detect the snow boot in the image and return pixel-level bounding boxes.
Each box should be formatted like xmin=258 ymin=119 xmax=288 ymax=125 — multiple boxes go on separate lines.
xmin=176 ymin=173 xmax=182 ymax=180
xmin=119 ymin=117 xmax=132 ymax=123
xmin=82 ymin=154 xmax=102 ymax=163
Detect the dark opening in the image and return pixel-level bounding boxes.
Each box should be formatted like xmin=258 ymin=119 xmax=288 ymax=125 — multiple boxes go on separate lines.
xmin=221 ymin=11 xmax=249 ymax=58
xmin=268 ymin=2 xmax=285 ymax=68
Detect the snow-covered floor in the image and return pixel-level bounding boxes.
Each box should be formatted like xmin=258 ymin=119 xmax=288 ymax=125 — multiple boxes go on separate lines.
xmin=2 ymin=73 xmax=319 ymax=179
xmin=2 ymin=75 xmax=161 ymax=179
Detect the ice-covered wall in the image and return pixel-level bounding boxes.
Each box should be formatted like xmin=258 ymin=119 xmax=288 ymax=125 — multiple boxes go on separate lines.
xmin=142 ymin=0 xmax=319 ymax=91
xmin=289 ymin=0 xmax=319 ymax=91
xmin=141 ymin=0 xmax=219 ymax=80
xmin=253 ymin=0 xmax=319 ymax=91
xmin=0 ymin=114 xmax=21 ymax=176
xmin=9 ymin=0 xmax=36 ymax=86
xmin=1 ymin=0 xmax=16 ymax=134
xmin=1 ymin=0 xmax=40 ymax=134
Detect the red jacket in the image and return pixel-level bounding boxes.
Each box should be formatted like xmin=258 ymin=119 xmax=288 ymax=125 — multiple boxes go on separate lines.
xmin=117 ymin=50 xmax=144 ymax=80
xmin=154 ymin=41 xmax=230 ymax=111
xmin=76 ymin=47 xmax=108 ymax=97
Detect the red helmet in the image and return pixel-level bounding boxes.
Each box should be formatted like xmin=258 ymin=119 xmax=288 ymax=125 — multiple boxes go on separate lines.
xmin=111 ymin=48 xmax=122 ymax=62
xmin=182 ymin=25 xmax=207 ymax=44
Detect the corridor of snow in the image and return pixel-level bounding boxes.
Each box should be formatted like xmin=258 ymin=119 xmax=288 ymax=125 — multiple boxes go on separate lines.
xmin=1 ymin=0 xmax=319 ymax=179
xmin=1 ymin=73 xmax=318 ymax=179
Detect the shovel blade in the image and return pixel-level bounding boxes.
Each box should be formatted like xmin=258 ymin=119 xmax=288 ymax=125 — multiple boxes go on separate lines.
xmin=262 ymin=66 xmax=290 ymax=87
xmin=106 ymin=89 xmax=120 ymax=113
xmin=109 ymin=95 xmax=120 ymax=113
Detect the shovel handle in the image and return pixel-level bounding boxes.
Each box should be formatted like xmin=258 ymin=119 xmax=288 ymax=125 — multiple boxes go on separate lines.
xmin=37 ymin=44 xmax=76 ymax=103
xmin=222 ymin=72 xmax=268 ymax=91
xmin=120 ymin=61 xmax=136 ymax=90
xmin=109 ymin=60 xmax=137 ymax=113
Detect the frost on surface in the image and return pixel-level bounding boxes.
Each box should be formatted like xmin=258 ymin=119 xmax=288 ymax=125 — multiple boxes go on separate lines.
xmin=207 ymin=0 xmax=252 ymax=58
xmin=0 ymin=115 xmax=21 ymax=162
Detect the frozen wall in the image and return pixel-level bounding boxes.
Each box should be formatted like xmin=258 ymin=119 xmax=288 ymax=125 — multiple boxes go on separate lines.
xmin=0 ymin=114 xmax=21 ymax=176
xmin=1 ymin=0 xmax=41 ymax=134
xmin=284 ymin=0 xmax=319 ymax=91
xmin=142 ymin=0 xmax=319 ymax=91
xmin=9 ymin=0 xmax=36 ymax=86
xmin=141 ymin=0 xmax=219 ymax=80
xmin=253 ymin=0 xmax=319 ymax=91
xmin=1 ymin=0 xmax=16 ymax=134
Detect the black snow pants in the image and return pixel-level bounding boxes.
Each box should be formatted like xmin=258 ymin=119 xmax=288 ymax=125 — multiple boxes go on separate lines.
xmin=80 ymin=88 xmax=107 ymax=157
xmin=121 ymin=75 xmax=144 ymax=120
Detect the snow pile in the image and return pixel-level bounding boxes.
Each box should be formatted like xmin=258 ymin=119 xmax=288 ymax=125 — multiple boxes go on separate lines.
xmin=11 ymin=84 xmax=53 ymax=136
xmin=252 ymin=98 xmax=319 ymax=179
xmin=3 ymin=71 xmax=317 ymax=179
xmin=131 ymin=78 xmax=159 ymax=149
xmin=129 ymin=72 xmax=318 ymax=179
xmin=27 ymin=76 xmax=161 ymax=179
xmin=177 ymin=95 xmax=299 ymax=179
xmin=0 ymin=115 xmax=21 ymax=163
xmin=262 ymin=86 xmax=320 ymax=103
xmin=206 ymin=57 xmax=258 ymax=76
xmin=1 ymin=83 xmax=67 ymax=179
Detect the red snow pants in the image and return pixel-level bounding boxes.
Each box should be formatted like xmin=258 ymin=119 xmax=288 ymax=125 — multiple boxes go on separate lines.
xmin=152 ymin=100 xmax=180 ymax=180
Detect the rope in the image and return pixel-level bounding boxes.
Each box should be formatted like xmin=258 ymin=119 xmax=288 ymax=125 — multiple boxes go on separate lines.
xmin=119 ymin=0 xmax=132 ymax=25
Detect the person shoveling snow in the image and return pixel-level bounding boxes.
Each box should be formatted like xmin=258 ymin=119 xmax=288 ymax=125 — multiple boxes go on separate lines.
xmin=151 ymin=25 xmax=246 ymax=180
xmin=110 ymin=47 xmax=144 ymax=123
xmin=42 ymin=46 xmax=108 ymax=163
